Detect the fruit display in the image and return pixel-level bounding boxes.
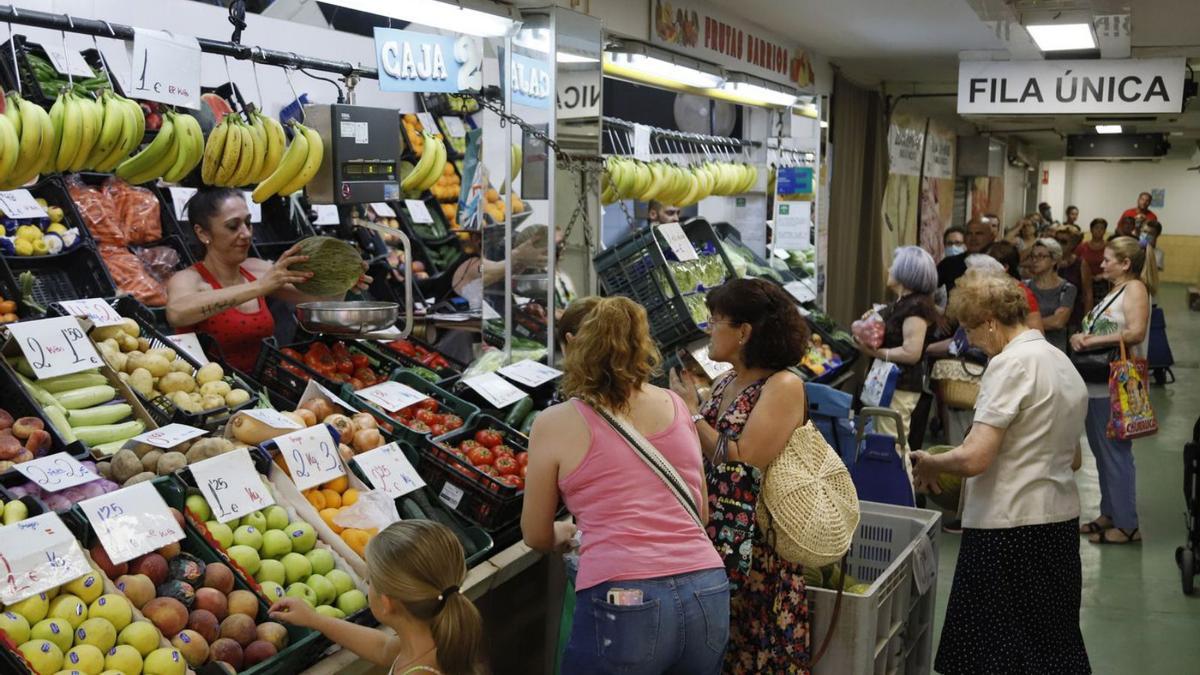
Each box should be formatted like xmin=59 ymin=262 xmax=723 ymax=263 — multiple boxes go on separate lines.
xmin=601 ymin=156 xmax=759 ymax=206
xmin=431 ymin=424 xmax=527 ymax=492
xmin=0 ymin=293 xmax=16 ymax=324
xmin=246 ymin=119 xmax=324 ymax=201
xmin=430 ymin=163 xmax=460 ymax=204
xmin=298 ymin=476 xmax=377 ymax=560
xmin=0 ymin=495 xmax=32 ymax=524
xmin=23 ymin=50 xmax=114 ymax=97
xmin=97 ymin=437 xmax=238 ymax=490
xmin=0 ymin=404 xmax=58 ymax=467
xmin=357 ymin=388 xmax=466 ymax=439
xmin=383 ymin=340 xmax=454 ymax=375
xmin=115 ymin=107 xmax=203 ymax=185
xmin=276 ymin=340 xmax=386 ymax=392
xmin=232 ymin=390 xmax=387 ymax=460
xmin=799 ymin=334 xmax=843 ymax=379
xmin=42 ymin=89 xmax=146 ymax=175
xmin=0 ymin=92 xmax=55 ymax=189
xmin=401 ymin=128 xmax=447 ymax=196
xmin=481 ymin=187 xmax=525 ymax=224
xmin=435 ymin=117 xmax=466 ymax=156
xmin=8 ymin=361 xmax=146 ymax=456
xmin=0 ymin=196 xmax=83 ymax=257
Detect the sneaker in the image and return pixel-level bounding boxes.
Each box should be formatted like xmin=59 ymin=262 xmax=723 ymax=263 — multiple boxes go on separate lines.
xmin=942 ymin=519 xmax=963 ymax=534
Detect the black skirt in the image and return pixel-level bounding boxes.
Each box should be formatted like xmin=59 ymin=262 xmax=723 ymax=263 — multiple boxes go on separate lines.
xmin=935 ymin=518 xmax=1091 ymax=675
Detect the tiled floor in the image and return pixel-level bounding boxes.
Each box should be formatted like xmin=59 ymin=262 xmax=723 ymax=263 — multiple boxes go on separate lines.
xmin=932 ymin=283 xmax=1200 ymax=674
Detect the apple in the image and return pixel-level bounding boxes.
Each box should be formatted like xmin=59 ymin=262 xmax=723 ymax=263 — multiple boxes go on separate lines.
xmin=285 ymin=583 xmax=317 ymax=608
xmin=315 ymin=605 xmax=346 ymax=619
xmin=47 ymin=594 xmax=88 ymax=629
xmin=305 ymin=549 xmax=335 ymax=576
xmin=185 ymin=495 xmax=213 ymax=522
xmin=258 ymin=581 xmax=286 ymax=603
xmin=143 ymin=647 xmax=187 ymax=675
xmin=336 ymin=589 xmax=368 ymax=615
xmin=286 ymin=521 xmax=317 ymax=554
xmin=305 ymin=574 xmax=336 ymax=606
xmin=239 ymin=510 xmax=268 ymax=532
xmin=263 ymin=505 xmax=289 ymax=531
xmin=105 ymin=644 xmax=145 ymax=674
xmin=63 ymin=571 xmax=105 ymax=604
xmin=261 ymin=530 xmax=293 ymax=559
xmin=232 ymin=525 xmax=264 ymax=551
xmin=226 ymin=545 xmax=261 ymax=576
xmin=118 ymin=621 xmax=163 ymax=657
xmin=64 ymin=644 xmax=105 ymax=674
xmin=0 ymin=611 xmax=30 ymax=644
xmin=31 ymin=617 xmax=74 ymax=652
xmin=255 ymin=559 xmax=287 ymax=586
xmin=326 ymin=569 xmax=355 ymax=596
xmin=75 ymin=616 xmax=118 ymax=653
xmin=279 ymin=552 xmax=312 ymax=585
xmin=205 ymin=521 xmax=234 ymax=549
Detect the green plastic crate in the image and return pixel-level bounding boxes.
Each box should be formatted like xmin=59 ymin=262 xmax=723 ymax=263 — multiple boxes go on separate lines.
xmin=342 ymin=369 xmax=480 ymax=447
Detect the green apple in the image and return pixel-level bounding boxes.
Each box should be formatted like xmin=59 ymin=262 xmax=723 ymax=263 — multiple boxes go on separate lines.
xmin=280 ymin=552 xmax=312 ymax=585
xmin=0 ymin=611 xmax=30 ymax=644
xmin=240 ymin=510 xmax=268 ymax=532
xmin=336 ymin=589 xmax=368 ymax=615
xmin=287 ymin=521 xmax=317 ymax=554
xmin=305 ymin=574 xmax=336 ymax=605
xmin=259 ymin=581 xmax=286 ymax=603
xmin=17 ymin=639 xmax=63 ymax=675
xmin=261 ymin=529 xmax=293 ymax=559
xmin=8 ymin=591 xmax=49 ymax=624
xmin=326 ymin=569 xmax=355 ymax=596
xmin=285 ymin=583 xmax=317 ymax=608
xmin=263 ymin=505 xmax=290 ymax=531
xmin=315 ymin=605 xmax=346 ymax=619
xmin=89 ymin=594 xmax=133 ymax=631
xmin=64 ymin=643 xmax=105 ymax=674
xmin=185 ymin=495 xmax=212 ymax=522
xmin=255 ymin=559 xmax=287 ymax=586
xmin=118 ymin=620 xmax=162 ymax=657
xmin=105 ymin=644 xmax=145 ymax=674
xmin=63 ymin=571 xmax=104 ymax=604
xmin=75 ymin=616 xmax=118 ymax=653
xmin=233 ymin=525 xmax=264 ymax=551
xmin=143 ymin=647 xmax=187 ymax=675
xmin=226 ymin=545 xmax=262 ymax=575
xmin=47 ymin=594 xmax=88 ymax=629
xmin=31 ymin=617 xmax=74 ymax=652
xmin=305 ymin=548 xmax=335 ymax=576
xmin=206 ymin=521 xmax=234 ymax=549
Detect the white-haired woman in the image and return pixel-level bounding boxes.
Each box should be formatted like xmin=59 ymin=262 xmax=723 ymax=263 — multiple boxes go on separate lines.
xmin=1025 ymin=238 xmax=1078 ymax=352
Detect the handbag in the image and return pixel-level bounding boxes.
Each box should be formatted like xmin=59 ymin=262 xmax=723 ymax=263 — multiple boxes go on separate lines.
xmin=1070 ymin=286 xmax=1126 ymax=383
xmin=1107 ymin=340 xmax=1158 ymax=440
xmin=861 ymin=357 xmax=900 ymax=407
xmin=931 ymin=358 xmax=985 ymax=409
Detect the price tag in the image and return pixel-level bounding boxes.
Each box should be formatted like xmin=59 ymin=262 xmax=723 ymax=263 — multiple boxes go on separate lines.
xmin=498 ymin=359 xmax=562 ymax=388
xmin=239 ymin=409 xmax=304 ymax=431
xmin=463 ymin=372 xmax=527 ymax=409
xmin=274 ymin=424 xmax=346 ymax=492
xmin=129 ymin=28 xmax=201 ymax=109
xmin=405 ymin=199 xmax=434 ymax=224
xmin=59 ymin=298 xmax=125 ymax=328
xmin=14 ymin=454 xmax=99 ymax=493
xmin=632 ymin=124 xmax=652 ymax=161
xmin=416 ymin=112 xmax=437 ymax=132
xmin=784 ymin=280 xmax=817 ymax=304
xmin=689 ymin=345 xmax=733 ymax=380
xmin=168 ymin=187 xmax=197 ymax=221
xmin=243 ymin=192 xmax=262 ymax=223
xmin=166 ymin=333 xmax=208 ymax=365
xmin=189 ymin=447 xmax=275 ymax=523
xmin=0 ymin=512 xmax=90 ymax=604
xmin=131 ymin=423 xmax=207 ymax=449
xmin=439 ymin=482 xmax=465 ymax=510
xmin=79 ymin=482 xmax=185 ymax=564
xmin=354 ymin=443 xmax=425 ymax=499
xmin=40 ymin=45 xmax=95 ymax=79
xmin=356 ymin=381 xmax=429 ymax=413
xmin=313 ymin=204 xmax=341 ymax=225
xmin=772 ymin=247 xmax=790 ymax=260
xmin=0 ymin=190 xmax=49 ymax=219
xmin=657 ymin=223 xmax=698 ymax=262
xmin=442 ymin=116 xmax=466 ymax=137
xmin=303 ymin=380 xmax=356 ymax=416
xmin=912 ymin=533 xmax=936 ymax=595
xmin=371 ymin=202 xmax=397 ymax=218
xmin=7 ymin=316 xmax=103 ymax=380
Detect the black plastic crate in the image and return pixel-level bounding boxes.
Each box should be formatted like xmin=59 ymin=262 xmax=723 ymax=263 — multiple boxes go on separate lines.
xmin=343 ymin=369 xmax=479 ymax=447
xmin=0 ymin=34 xmax=111 ymax=106
xmin=418 ymin=415 xmax=526 ymax=531
xmin=399 ymin=196 xmax=454 ymax=241
xmin=0 ymin=359 xmax=88 ymax=483
xmin=253 ymin=335 xmax=394 ymax=406
xmin=0 ymin=243 xmax=116 ymax=315
xmin=1 ymin=174 xmax=97 ymax=256
xmin=364 ymin=336 xmax=464 ymax=385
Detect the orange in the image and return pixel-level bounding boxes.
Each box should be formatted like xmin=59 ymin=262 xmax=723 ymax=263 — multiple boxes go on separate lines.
xmin=305 ymin=490 xmax=326 ymax=510
xmin=319 ymin=508 xmax=344 ymax=534
xmin=340 ymin=489 xmax=359 ymax=506
xmin=323 ymin=476 xmax=348 ymax=493
xmin=341 ymin=529 xmax=370 ymax=557
xmin=320 ymin=489 xmax=342 ymax=509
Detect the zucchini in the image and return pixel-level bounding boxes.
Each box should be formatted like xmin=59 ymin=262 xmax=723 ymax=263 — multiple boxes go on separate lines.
xmin=410 ymin=489 xmax=479 ymax=557
xmin=12 ymin=356 xmax=34 ymax=378
xmin=411 ymin=367 xmax=440 ymax=383
xmin=90 ymin=439 xmax=128 ymax=456
xmin=69 ymin=403 xmax=133 ymax=427
xmin=54 ymin=385 xmax=117 ymax=410
xmin=38 ymin=371 xmax=106 ymax=393
xmin=400 ymin=498 xmax=426 ymax=521
xmin=15 ymin=372 xmax=60 ymax=409
xmin=73 ymin=420 xmax=145 ymax=446
xmin=519 ymin=410 xmax=538 ymax=436
xmin=505 ymin=396 xmax=534 ymax=427
xmin=42 ymin=405 xmax=76 ymax=443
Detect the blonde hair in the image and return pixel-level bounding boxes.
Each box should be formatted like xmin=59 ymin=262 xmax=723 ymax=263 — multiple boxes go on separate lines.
xmin=560 ymin=296 xmax=661 ymax=413
xmin=948 ymin=268 xmax=1029 ymax=328
xmin=556 ymin=295 xmax=602 ymax=347
xmin=365 ymin=521 xmax=484 ymax=675
xmin=1107 ymin=236 xmax=1157 ymax=295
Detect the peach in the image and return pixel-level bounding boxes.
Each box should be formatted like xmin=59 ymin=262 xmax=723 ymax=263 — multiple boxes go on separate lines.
xmin=129 ymin=553 xmax=168 ymax=586
xmin=156 ymin=541 xmax=181 ymax=560
xmin=255 ymin=622 xmax=289 ymax=652
xmin=243 ymin=640 xmax=278 ymax=667
xmin=114 ymin=574 xmax=155 ymax=610
xmin=219 ymin=613 xmax=257 ymax=647
xmin=193 ymin=588 xmax=228 ymax=621
xmin=187 ymin=609 xmax=220 ymax=644
xmin=208 ymin=638 xmax=243 ymax=670
xmin=91 ymin=543 xmax=127 ymax=578
xmin=142 ymin=597 xmax=188 ymax=637
xmin=170 ymin=628 xmax=210 ymax=667
xmin=226 ymin=590 xmax=259 ymax=620
xmin=203 ymin=562 xmax=236 ymax=595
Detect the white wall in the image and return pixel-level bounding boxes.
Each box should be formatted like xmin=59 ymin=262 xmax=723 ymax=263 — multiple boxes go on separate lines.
xmin=1065 ymin=160 xmax=1200 ymax=235
xmin=1037 ymin=160 xmax=1067 ymax=223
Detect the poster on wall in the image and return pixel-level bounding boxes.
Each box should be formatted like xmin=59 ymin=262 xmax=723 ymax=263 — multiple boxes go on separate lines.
xmin=919 ymin=121 xmax=956 ymax=260
xmin=969 ymin=176 xmax=1005 ymax=227
xmin=882 ymin=114 xmax=924 ymax=260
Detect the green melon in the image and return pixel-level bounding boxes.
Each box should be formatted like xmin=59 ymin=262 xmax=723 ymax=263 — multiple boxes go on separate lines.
xmin=925 ymin=444 xmax=963 ymax=511
xmin=290 ymin=236 xmax=363 ymax=296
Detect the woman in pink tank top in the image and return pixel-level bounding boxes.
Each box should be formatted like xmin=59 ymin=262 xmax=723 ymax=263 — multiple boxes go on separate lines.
xmin=522 ymin=297 xmax=729 ymax=675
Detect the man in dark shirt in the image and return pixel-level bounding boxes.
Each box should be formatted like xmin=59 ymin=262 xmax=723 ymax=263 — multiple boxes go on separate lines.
xmin=937 ymin=217 xmax=995 ymax=291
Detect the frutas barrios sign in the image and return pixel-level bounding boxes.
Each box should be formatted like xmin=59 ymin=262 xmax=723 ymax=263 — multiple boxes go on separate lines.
xmin=957 ymin=58 xmax=1186 ymax=114
xmin=374 ymin=28 xmax=482 ymax=93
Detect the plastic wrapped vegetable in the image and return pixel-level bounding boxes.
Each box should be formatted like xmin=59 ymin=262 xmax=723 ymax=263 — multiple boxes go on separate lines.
xmin=133 ymin=245 xmax=182 ymax=284
xmin=101 ymin=245 xmax=168 ymax=306
xmin=104 ymin=177 xmax=163 ymax=244
xmin=66 ymin=174 xmax=126 ymax=246
xmin=851 ymin=307 xmax=886 ymax=350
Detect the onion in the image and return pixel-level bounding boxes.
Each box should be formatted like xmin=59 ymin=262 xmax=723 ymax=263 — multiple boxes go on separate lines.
xmin=352 ymin=428 xmax=384 ymax=453
xmin=351 ymin=413 xmax=377 ymax=431
xmin=300 ymin=397 xmax=335 ymax=422
xmin=293 ymin=408 xmax=317 ymax=427
xmin=323 ymin=414 xmax=353 ymax=437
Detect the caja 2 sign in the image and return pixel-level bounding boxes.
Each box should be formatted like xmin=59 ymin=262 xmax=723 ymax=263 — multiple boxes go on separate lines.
xmin=375 ymin=27 xmax=483 ymax=93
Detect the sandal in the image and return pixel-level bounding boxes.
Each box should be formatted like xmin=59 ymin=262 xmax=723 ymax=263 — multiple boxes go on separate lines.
xmin=1079 ymin=518 xmax=1112 ymax=535
xmin=1089 ymin=528 xmax=1142 ymax=545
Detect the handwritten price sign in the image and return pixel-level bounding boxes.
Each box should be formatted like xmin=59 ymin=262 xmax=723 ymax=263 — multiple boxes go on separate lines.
xmin=275 ymin=425 xmax=346 ymax=492
xmin=7 ymin=316 xmax=103 ymax=379
xmin=356 ymin=381 xmax=428 ymax=413
xmin=0 ymin=513 xmax=90 ymax=604
xmin=79 ymin=481 xmax=183 ymax=564
xmin=354 ymin=443 xmax=425 ymax=499
xmin=498 ymin=359 xmax=562 ymax=388
xmin=189 ymin=447 xmax=275 ymax=524
xmin=130 ymin=28 xmax=201 ymax=109
xmin=405 ymin=199 xmax=434 ymax=224
xmin=132 ymin=423 xmax=207 ymax=450
xmin=463 ymin=372 xmax=527 ymax=409
xmin=165 ymin=332 xmax=209 ymax=365
xmin=14 ymin=454 xmax=99 ymax=492
xmin=0 ymin=190 xmax=49 ymax=219
xmin=58 ymin=298 xmax=126 ymax=328
xmin=657 ymin=223 xmax=699 ymax=262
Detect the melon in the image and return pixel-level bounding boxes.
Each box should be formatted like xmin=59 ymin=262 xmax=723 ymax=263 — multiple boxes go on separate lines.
xmin=924 ymin=444 xmax=963 ymax=511
xmin=289 ymin=237 xmax=363 ymax=296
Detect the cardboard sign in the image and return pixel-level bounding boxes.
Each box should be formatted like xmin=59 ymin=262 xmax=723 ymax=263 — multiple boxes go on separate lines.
xmin=7 ymin=316 xmax=103 ymax=379
xmin=168 ymin=187 xmax=197 ymax=221
xmin=14 ymin=454 xmax=99 ymax=492
xmin=189 ymin=447 xmax=275 ymax=524
xmin=405 ymin=199 xmax=434 ymax=224
xmin=131 ymin=423 xmax=207 ymax=449
xmin=129 ymin=28 xmax=201 ymax=109
xmin=442 ymin=116 xmax=466 ymax=137
xmin=313 ymin=204 xmax=341 ymax=225
xmin=356 ymin=381 xmax=428 ymax=413
xmin=354 ymin=443 xmax=425 ymax=498
xmin=0 ymin=513 xmax=91 ymax=604
xmin=165 ymin=332 xmax=208 ymax=365
xmin=498 ymin=359 xmax=561 ymax=388
xmin=80 ymin=482 xmax=185 ymax=564
xmin=59 ymin=298 xmax=125 ymax=328
xmin=275 ymin=425 xmax=346 ymax=492
xmin=370 ymin=202 xmax=397 ymax=218
xmin=462 ymin=372 xmax=526 ymax=409
xmin=0 ymin=190 xmax=49 ymax=219
xmin=657 ymin=223 xmax=699 ymax=262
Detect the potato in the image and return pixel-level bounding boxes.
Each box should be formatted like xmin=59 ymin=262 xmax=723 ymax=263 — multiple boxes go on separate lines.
xmin=140 ymin=354 xmax=171 ymax=378
xmin=170 ymin=391 xmax=198 ymax=413
xmin=170 ymin=359 xmax=194 ymax=375
xmin=136 ymin=337 xmax=150 ymax=352
xmin=129 ymin=368 xmax=155 ymax=399
xmin=120 ymin=334 xmax=139 ymax=352
xmin=147 ymin=347 xmax=178 ymax=363
xmin=159 ymin=372 xmax=197 ymax=395
xmin=106 ymin=350 xmax=129 ymax=374
xmin=124 ymin=351 xmax=144 ymax=374
xmin=196 ymin=362 xmax=225 ymax=385
xmin=100 ymin=337 xmax=120 ymax=354
xmin=117 ymin=371 xmax=130 ymax=383
xmin=97 ymin=461 xmax=112 ymax=479
xmin=225 ymin=389 xmax=251 ymax=407
xmin=123 ymin=471 xmax=155 ymax=486
xmin=91 ymin=325 xmax=128 ymax=342
xmin=201 ymin=394 xmax=226 ymax=411
xmin=199 ymin=381 xmax=231 ymax=398
xmin=111 ymin=449 xmax=144 ymax=483
xmin=142 ymin=449 xmax=165 ymax=473
xmin=155 ymin=451 xmax=187 ymax=475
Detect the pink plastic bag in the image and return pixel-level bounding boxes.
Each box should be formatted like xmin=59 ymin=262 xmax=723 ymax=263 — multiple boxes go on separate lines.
xmin=852 ymin=308 xmax=885 ymax=350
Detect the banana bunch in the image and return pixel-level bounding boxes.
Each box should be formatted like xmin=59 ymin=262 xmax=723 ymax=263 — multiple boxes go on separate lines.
xmin=401 ymin=131 xmax=446 ymax=195
xmin=46 ymin=90 xmax=145 ymax=175
xmin=0 ymin=92 xmax=51 ymax=188
xmin=202 ymin=111 xmax=288 ymax=189
xmin=601 ymin=157 xmax=759 ymax=206
xmin=249 ymin=120 xmax=323 ymax=203
xmin=115 ymin=108 xmax=203 ymax=185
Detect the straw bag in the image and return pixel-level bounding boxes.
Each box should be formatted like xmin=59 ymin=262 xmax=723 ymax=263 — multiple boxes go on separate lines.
xmin=932 ymin=358 xmax=985 ymax=409
xmin=756 ymin=419 xmax=860 ymax=568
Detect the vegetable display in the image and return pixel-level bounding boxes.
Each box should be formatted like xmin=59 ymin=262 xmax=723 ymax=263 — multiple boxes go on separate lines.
xmin=278 ymin=341 xmax=385 ymax=391
xmin=9 ymin=360 xmax=146 ymax=454
xmin=434 ymin=426 xmax=528 ymax=492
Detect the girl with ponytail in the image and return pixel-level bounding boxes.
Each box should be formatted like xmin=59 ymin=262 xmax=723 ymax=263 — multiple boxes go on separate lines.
xmin=269 ymin=520 xmax=485 ymax=675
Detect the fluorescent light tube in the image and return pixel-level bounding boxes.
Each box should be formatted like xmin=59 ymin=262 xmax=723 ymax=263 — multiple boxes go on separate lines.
xmin=720 ymin=81 xmax=797 ymax=106
xmin=604 ymin=52 xmax=722 ymax=89
xmin=1025 ymin=23 xmax=1096 ymax=51
xmin=321 ymin=0 xmax=516 ymax=38
xmin=1095 ymin=124 xmax=1123 ymax=134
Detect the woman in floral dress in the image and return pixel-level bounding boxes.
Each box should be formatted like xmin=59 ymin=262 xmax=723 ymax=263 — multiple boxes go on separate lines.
xmin=671 ymin=278 xmax=812 ymax=673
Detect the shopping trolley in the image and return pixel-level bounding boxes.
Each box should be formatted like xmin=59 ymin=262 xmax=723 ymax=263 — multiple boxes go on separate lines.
xmin=850 ymin=407 xmax=915 ymax=507
xmin=1176 ymin=416 xmax=1200 ymax=594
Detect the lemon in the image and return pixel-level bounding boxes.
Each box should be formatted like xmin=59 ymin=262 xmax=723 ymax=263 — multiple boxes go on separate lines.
xmin=47 ymin=222 xmax=67 ymax=234
xmin=32 ymin=238 xmax=49 ymax=255
xmin=14 ymin=238 xmax=34 ymax=256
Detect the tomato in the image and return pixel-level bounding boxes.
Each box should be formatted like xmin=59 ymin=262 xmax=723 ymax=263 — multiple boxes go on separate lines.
xmin=330 ymin=372 xmax=351 ymax=383
xmin=353 ymin=367 xmax=376 ymax=385
xmin=444 ymin=443 xmax=466 ymax=459
xmin=281 ymin=347 xmax=305 ymax=363
xmin=429 ymin=423 xmax=446 ymax=437
xmin=415 ymin=409 xmax=438 ymax=425
xmin=492 ymin=443 xmax=515 ymax=457
xmin=459 ymin=440 xmax=480 ymax=452
xmin=308 ymin=341 xmax=332 ymax=358
xmin=478 ymin=465 xmax=500 ymax=477
xmin=348 ymin=377 xmax=365 ymax=390
xmin=474 ymin=430 xmax=503 ymax=448
xmin=416 ymin=398 xmax=440 ymax=412
xmin=493 ymin=455 xmax=519 ymax=476
xmin=388 ymin=340 xmax=418 ymax=357
xmin=304 ymin=349 xmax=335 ymax=374
xmin=350 ymin=353 xmax=370 ymax=370
xmin=419 ymin=352 xmax=441 ymax=367
xmin=519 ymin=464 xmax=527 ymax=478
xmin=467 ymin=446 xmax=495 ymax=466
xmin=496 ymin=474 xmax=522 ymax=489
xmin=430 ymin=356 xmax=450 ymax=370
xmin=516 ymin=452 xmax=529 ymax=467
xmin=405 ymin=419 xmax=431 ymax=433
xmin=331 ymin=341 xmax=352 ymax=360
xmin=442 ymin=414 xmax=464 ymax=430
xmin=336 ymin=358 xmax=354 ymax=375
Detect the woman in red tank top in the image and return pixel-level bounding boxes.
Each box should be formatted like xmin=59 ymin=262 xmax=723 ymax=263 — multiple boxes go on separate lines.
xmin=164 ymin=189 xmax=367 ymax=374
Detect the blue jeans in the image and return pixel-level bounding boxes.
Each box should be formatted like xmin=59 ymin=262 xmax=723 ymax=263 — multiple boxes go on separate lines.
xmin=562 ymin=567 xmax=730 ymax=674
xmin=1086 ymin=396 xmax=1138 ymax=530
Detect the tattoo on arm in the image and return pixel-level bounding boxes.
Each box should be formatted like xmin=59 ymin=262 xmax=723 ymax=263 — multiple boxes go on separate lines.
xmin=199 ymin=299 xmax=238 ymax=318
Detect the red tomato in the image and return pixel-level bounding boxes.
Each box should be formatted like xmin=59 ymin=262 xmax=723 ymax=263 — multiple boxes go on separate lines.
xmin=336 ymin=358 xmax=354 ymax=375
xmin=304 ymin=349 xmax=335 ymax=374
xmin=308 ymin=341 xmax=332 ymax=359
xmin=406 ymin=419 xmax=431 ymax=433
xmin=444 ymin=443 xmax=466 ymax=459
xmin=493 ymin=455 xmax=519 ymax=476
xmin=477 ymin=464 xmax=499 ymax=477
xmin=353 ymin=367 xmax=376 ymax=385
xmin=516 ymin=452 xmax=529 ymax=467
xmin=492 ymin=443 xmax=514 ymax=457
xmin=281 ymin=347 xmax=305 ymax=362
xmin=350 ymin=353 xmax=370 ymax=370
xmin=349 ymin=377 xmax=365 ymax=390
xmin=330 ymin=372 xmax=351 ymax=383
xmin=442 ymin=414 xmax=464 ymax=431
xmin=416 ymin=398 xmax=440 ymax=412
xmin=475 ymin=430 xmax=503 ymax=448
xmin=467 ymin=446 xmax=495 ymax=466
xmin=415 ymin=409 xmax=438 ymax=425
xmin=519 ymin=464 xmax=527 ymax=478
xmin=459 ymin=439 xmax=481 ymax=452
xmin=429 ymin=423 xmax=446 ymax=437
xmin=331 ymin=341 xmax=351 ymax=360
xmin=496 ymin=474 xmax=522 ymax=489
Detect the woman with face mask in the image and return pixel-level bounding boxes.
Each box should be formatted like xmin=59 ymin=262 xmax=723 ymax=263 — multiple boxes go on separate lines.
xmin=942 ymin=226 xmax=967 ymax=259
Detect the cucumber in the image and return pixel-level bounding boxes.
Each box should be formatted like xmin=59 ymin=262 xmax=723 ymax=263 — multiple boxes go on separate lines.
xmin=410 ymin=489 xmax=479 ymax=557
xmin=411 ymin=367 xmax=440 ymax=383
xmin=505 ymin=396 xmax=534 ymax=427
xmin=54 ymin=385 xmax=117 ymax=410
xmin=37 ymin=371 xmax=106 ymax=393
xmin=519 ymin=410 xmax=538 ymax=436
xmin=15 ymin=372 xmax=60 ymax=409
xmin=68 ymin=403 xmax=133 ymax=427
xmin=400 ymin=498 xmax=426 ymax=521
xmin=73 ymin=420 xmax=145 ymax=446
xmin=42 ymin=405 xmax=76 ymax=443
xmin=12 ymin=356 xmax=34 ymax=378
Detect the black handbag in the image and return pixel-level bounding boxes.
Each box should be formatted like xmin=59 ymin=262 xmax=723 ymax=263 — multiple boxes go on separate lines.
xmin=1070 ymin=286 xmax=1125 ymax=383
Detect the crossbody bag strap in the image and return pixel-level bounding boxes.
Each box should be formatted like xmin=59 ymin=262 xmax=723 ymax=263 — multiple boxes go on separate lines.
xmin=578 ymin=399 xmax=704 ymax=529
xmin=1085 ymin=285 xmax=1126 ymax=334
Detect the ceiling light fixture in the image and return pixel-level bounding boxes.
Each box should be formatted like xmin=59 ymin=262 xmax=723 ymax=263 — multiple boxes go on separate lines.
xmin=1095 ymin=124 xmax=1123 ymax=134
xmin=1025 ymin=23 xmax=1096 ymax=52
xmin=320 ymin=0 xmax=518 ymax=38
xmin=604 ymin=50 xmax=723 ymax=89
xmin=513 ymin=27 xmax=598 ymax=63
xmin=719 ymin=72 xmax=798 ymax=107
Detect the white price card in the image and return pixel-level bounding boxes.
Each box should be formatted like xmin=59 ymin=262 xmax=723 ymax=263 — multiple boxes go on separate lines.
xmin=274 ymin=424 xmax=346 ymax=492
xmin=189 ymin=447 xmax=275 ymax=524
xmin=238 ymin=408 xmax=304 ymax=431
xmin=14 ymin=454 xmax=99 ymax=493
xmin=243 ymin=192 xmax=262 ymax=222
xmin=442 ymin=116 xmax=466 ymax=138
xmin=168 ymin=187 xmax=197 ymax=221
xmin=80 ymin=481 xmax=185 ymax=564
xmin=0 ymin=512 xmax=91 ymax=604
xmin=130 ymin=28 xmax=201 ymax=109
xmin=371 ymin=202 xmax=397 ymax=218
xmin=632 ymin=124 xmax=652 ymax=161
xmin=354 ymin=443 xmax=425 ymax=499
xmin=59 ymin=298 xmax=125 ymax=328
xmin=498 ymin=359 xmax=562 ymax=388
xmin=356 ymin=381 xmax=428 ymax=413
xmin=302 ymin=380 xmax=356 ymax=416
xmin=463 ymin=372 xmax=527 ymax=409
xmin=912 ymin=533 xmax=936 ymax=595
xmin=439 ymin=482 xmax=465 ymax=510
xmin=405 ymin=199 xmax=434 ymax=224
xmin=689 ymin=345 xmax=733 ymax=380
xmin=41 ymin=45 xmax=96 ymax=79
xmin=131 ymin=423 xmax=207 ymax=449
xmin=784 ymin=280 xmax=817 ymax=304
xmin=772 ymin=247 xmax=790 ymax=260
xmin=165 ymin=332 xmax=209 ymax=365
xmin=313 ymin=204 xmax=341 ymax=225
xmin=416 ymin=112 xmax=437 ymax=132
xmin=0 ymin=190 xmax=48 ymax=219
xmin=657 ymin=223 xmax=699 ymax=262
xmin=7 ymin=316 xmax=103 ymax=380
